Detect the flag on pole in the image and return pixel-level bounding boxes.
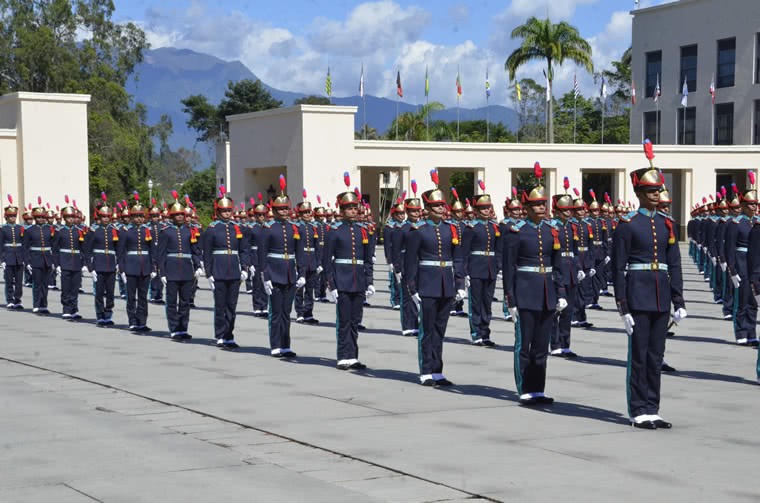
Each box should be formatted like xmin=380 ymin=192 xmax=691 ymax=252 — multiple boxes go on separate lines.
xmin=325 ymin=66 xmax=332 ymax=97
xmin=359 ymin=64 xmax=364 ymax=97
xmin=424 ymin=65 xmax=429 ymax=97
xmin=654 ymin=74 xmax=661 ymax=102
xmin=456 ymin=69 xmax=462 ymax=98
xmin=709 ymin=74 xmax=715 ymax=104
xmin=573 ymin=73 xmax=580 ymax=99
xmin=631 ymin=76 xmax=636 ymax=105
xmin=396 ymin=70 xmax=403 ymax=97
xmin=681 ymin=76 xmax=688 ymax=107
xmin=485 ymin=69 xmax=491 ymax=98
xmin=600 ymin=75 xmax=607 ymax=99
xmin=515 ymin=82 xmax=522 ymax=102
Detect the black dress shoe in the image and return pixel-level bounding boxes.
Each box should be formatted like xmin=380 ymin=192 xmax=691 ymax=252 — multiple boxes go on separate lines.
xmin=281 ymin=350 xmax=297 ymax=358
xmin=652 ymin=419 xmax=672 ymax=429
xmin=471 ymin=340 xmax=484 ymax=346
xmin=420 ymin=379 xmax=435 ymax=386
xmin=564 ymin=350 xmax=578 ymax=358
xmin=434 ymin=378 xmax=453 ymax=386
xmin=632 ymin=420 xmax=657 ymax=430
xmin=357 ymin=324 xmax=367 ymax=331
xmin=349 ymin=362 xmax=367 ymax=370
xmin=519 ymin=396 xmax=540 ymax=406
xmin=661 ymin=363 xmax=676 ymax=372
xmin=224 ymin=341 xmax=239 ymax=349
xmin=666 ymin=331 xmax=675 ymax=338
xmin=482 ymin=339 xmax=496 ymax=347
xmin=303 ymin=318 xmax=319 ymax=324
xmin=337 ymin=363 xmax=351 ymax=370
xmin=535 ymin=395 xmax=554 ymax=404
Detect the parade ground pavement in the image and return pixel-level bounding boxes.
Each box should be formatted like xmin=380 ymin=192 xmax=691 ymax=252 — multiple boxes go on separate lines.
xmin=1 ymin=245 xmax=758 ymax=502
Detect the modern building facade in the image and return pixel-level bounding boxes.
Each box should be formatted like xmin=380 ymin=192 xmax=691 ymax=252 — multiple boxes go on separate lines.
xmin=630 ymin=0 xmax=760 ymax=145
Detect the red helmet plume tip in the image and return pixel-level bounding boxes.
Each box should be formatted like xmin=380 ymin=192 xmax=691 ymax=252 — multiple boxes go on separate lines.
xmin=478 ymin=179 xmax=486 ymax=191
xmin=302 ymin=188 xmax=307 ymax=199
xmin=133 ymin=191 xmax=139 ymax=201
xmin=721 ymin=186 xmax=727 ymax=197
xmin=151 ymin=197 xmax=156 ymax=205
xmin=512 ymin=187 xmax=518 ymax=196
xmin=184 ymin=194 xmax=191 ymax=203
xmin=400 ymin=190 xmax=407 ymax=200
xmin=589 ymin=189 xmax=596 ymax=200
xmin=73 ymin=200 xmax=77 ymax=208
xmin=451 ymin=187 xmax=459 ymax=200
xmin=708 ymin=194 xmax=714 ymax=201
xmin=343 ymin=171 xmax=350 ymax=188
xmin=643 ymin=139 xmax=655 ymax=161
xmin=317 ymin=195 xmax=322 ymax=204
xmin=219 ymin=184 xmax=227 ymax=196
xmin=354 ymin=187 xmax=361 ymax=198
xmin=749 ymin=171 xmax=756 ymax=187
xmin=573 ymin=188 xmax=580 ymax=197
xmin=249 ymin=197 xmax=255 ymax=206
xmin=732 ymin=183 xmax=739 ymax=194
xmin=6 ymin=194 xmax=11 ymax=204
xmin=604 ymin=192 xmax=611 ymax=203
xmin=411 ymin=180 xmax=418 ymax=196
xmin=465 ymin=198 xmax=471 ymax=206
xmin=257 ymin=192 xmax=263 ymax=202
xmin=533 ymin=162 xmax=543 ymax=180
xmin=430 ymin=169 xmax=439 ymax=186
xmin=55 ymin=205 xmax=59 ymax=212
xmin=702 ymin=196 xmax=707 ymax=204
xmin=64 ymin=194 xmax=70 ymax=204
xmin=171 ymin=190 xmax=179 ymax=200
xmin=100 ymin=192 xmax=107 ymax=202
xmin=37 ymin=196 xmax=42 ymax=205
xmin=563 ymin=177 xmax=570 ymax=190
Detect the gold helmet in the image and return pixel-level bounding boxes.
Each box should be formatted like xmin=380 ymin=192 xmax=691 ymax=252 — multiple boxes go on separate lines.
xmin=129 ymin=192 xmax=147 ymax=216
xmin=742 ymin=170 xmax=758 ymax=203
xmin=32 ymin=196 xmax=47 ymax=217
xmin=168 ymin=190 xmax=185 ymax=215
xmin=4 ymin=194 xmax=18 ymax=216
xmin=522 ymin=162 xmax=547 ymax=203
xmin=215 ymin=185 xmax=235 ymax=211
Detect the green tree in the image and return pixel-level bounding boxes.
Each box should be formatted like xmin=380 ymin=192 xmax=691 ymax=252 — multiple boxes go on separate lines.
xmin=385 ymin=101 xmax=445 ymax=140
xmin=181 ymin=79 xmax=282 ymax=144
xmin=509 ymin=78 xmax=549 ymax=142
xmin=505 ymin=17 xmax=593 ymax=143
xmin=180 ymin=166 xmax=216 ymax=225
xmin=355 ymin=124 xmax=379 ymax=140
xmin=294 ymin=95 xmax=331 ymax=105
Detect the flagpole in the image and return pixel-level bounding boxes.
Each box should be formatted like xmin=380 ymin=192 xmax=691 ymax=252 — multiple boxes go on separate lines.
xmin=486 ymin=94 xmax=490 ymax=143
xmin=426 ymin=91 xmax=429 ymax=141
xmin=457 ymin=97 xmax=460 ymax=141
xmin=395 ymin=95 xmax=399 ymax=141
xmin=655 ymin=99 xmax=659 ymax=143
xmin=363 ymin=93 xmax=367 ymax=140
xmin=573 ymin=94 xmax=577 ymax=143
xmin=601 ymin=99 xmax=605 ymax=144
xmin=683 ymin=106 xmax=686 ymax=145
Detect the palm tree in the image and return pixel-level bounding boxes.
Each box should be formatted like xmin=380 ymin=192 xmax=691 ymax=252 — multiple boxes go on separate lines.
xmin=386 ymin=101 xmax=445 ymax=140
xmin=505 ymin=17 xmax=593 ymax=143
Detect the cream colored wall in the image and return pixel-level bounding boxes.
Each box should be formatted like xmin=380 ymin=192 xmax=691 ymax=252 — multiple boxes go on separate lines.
xmin=0 ymin=131 xmax=19 ymax=210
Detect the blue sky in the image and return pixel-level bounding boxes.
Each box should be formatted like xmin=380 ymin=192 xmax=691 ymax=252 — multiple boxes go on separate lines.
xmin=114 ymin=0 xmax=673 ymax=107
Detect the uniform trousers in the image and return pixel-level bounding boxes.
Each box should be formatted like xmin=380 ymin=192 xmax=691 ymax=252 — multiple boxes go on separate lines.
xmin=24 ymin=264 xmax=32 ymax=285
xmin=251 ymin=271 xmax=267 ymax=313
xmin=295 ymin=270 xmax=318 ymax=319
xmin=165 ymin=280 xmax=193 ymax=333
xmin=336 ymin=291 xmax=364 ymax=361
xmin=32 ymin=266 xmax=52 ymax=309
xmin=732 ymin=275 xmax=757 ymax=341
xmin=577 ymin=274 xmax=595 ymax=309
xmin=126 ymin=275 xmax=150 ymax=327
xmin=551 ymin=284 xmax=576 ymax=350
xmin=573 ymin=284 xmax=588 ymax=323
xmin=268 ymin=283 xmax=296 ymax=350
xmin=4 ymin=265 xmax=23 ymax=304
xmin=400 ymin=280 xmax=419 ymax=334
xmin=468 ymin=278 xmax=495 ymax=341
xmin=627 ymin=311 xmax=669 ymax=418
xmin=94 ymin=271 xmax=115 ymax=320
xmin=317 ymin=271 xmax=327 ymax=300
xmin=48 ymin=267 xmax=57 ymax=288
xmin=722 ymin=270 xmax=734 ymax=317
xmin=713 ymin=262 xmax=724 ymax=301
xmin=591 ymin=269 xmax=605 ymax=300
xmin=60 ymin=270 xmax=82 ymax=315
xmin=418 ymin=296 xmax=453 ymax=375
xmin=213 ymin=279 xmax=240 ymax=340
xmin=388 ymin=271 xmax=400 ymax=307
xmin=117 ymin=271 xmax=126 ymax=297
xmin=149 ymin=273 xmax=164 ymax=301
xmin=514 ymin=308 xmax=554 ymax=395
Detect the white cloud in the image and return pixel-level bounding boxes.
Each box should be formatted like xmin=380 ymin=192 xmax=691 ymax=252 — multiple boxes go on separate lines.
xmin=505 ymin=0 xmax=600 ymax=21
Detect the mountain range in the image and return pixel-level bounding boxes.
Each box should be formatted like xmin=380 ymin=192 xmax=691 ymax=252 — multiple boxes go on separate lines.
xmin=126 ymin=48 xmax=519 ymax=166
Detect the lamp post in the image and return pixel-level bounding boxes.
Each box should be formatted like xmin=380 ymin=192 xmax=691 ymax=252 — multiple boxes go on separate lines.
xmin=148 ymin=179 xmax=153 ymax=202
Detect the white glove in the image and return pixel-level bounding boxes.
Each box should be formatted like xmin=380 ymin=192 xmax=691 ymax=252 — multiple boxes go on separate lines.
xmin=1 ymin=262 xmax=6 ymax=270
xmin=295 ymin=276 xmax=306 ymax=288
xmin=556 ymin=298 xmax=568 ymax=312
xmin=711 ymin=257 xmax=717 ymax=266
xmin=455 ymin=289 xmax=467 ymax=301
xmin=208 ymin=276 xmax=215 ymax=290
xmin=240 ymin=270 xmax=248 ymax=281
xmin=366 ymin=284 xmax=375 ymax=297
xmin=394 ymin=272 xmax=402 ymax=284
xmin=264 ymin=280 xmax=273 ymax=296
xmin=249 ymin=265 xmax=256 ymax=275
xmin=194 ymin=268 xmax=203 ymax=278
xmin=731 ymin=274 xmax=741 ymax=288
xmin=588 ymin=268 xmax=597 ymax=277
xmin=508 ymin=306 xmax=519 ymax=320
xmin=328 ymin=289 xmax=339 ymax=303
xmin=150 ymin=271 xmax=157 ymax=279
xmin=622 ymin=313 xmax=635 ymax=335
xmin=56 ymin=265 xmax=62 ymax=276
xmin=26 ymin=264 xmax=32 ymax=274
xmin=411 ymin=292 xmax=421 ymax=308
xmin=673 ymin=308 xmax=687 ymax=323
xmin=371 ymin=256 xmax=376 ymax=264
xmin=91 ymin=270 xmax=98 ymax=282
xmin=604 ymin=256 xmax=611 ymax=265
xmin=81 ymin=266 xmax=88 ymax=274
xmin=464 ymin=275 xmax=471 ymax=288
xmin=120 ymin=272 xmax=127 ymax=284
xmin=576 ymin=270 xmax=586 ymax=282
xmin=720 ymin=262 xmax=727 ymax=272
xmin=316 ymin=265 xmax=323 ymax=274
xmin=161 ymin=276 xmax=167 ymax=286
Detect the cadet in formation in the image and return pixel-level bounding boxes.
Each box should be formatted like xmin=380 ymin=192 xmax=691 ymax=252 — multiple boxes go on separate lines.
xmin=23 ymin=198 xmax=56 ymax=314
xmin=1 ymin=196 xmax=25 ymax=309
xmin=85 ymin=195 xmax=118 ymax=326
xmin=118 ymin=193 xmax=154 ymax=333
xmin=53 ymin=200 xmax=85 ymax=320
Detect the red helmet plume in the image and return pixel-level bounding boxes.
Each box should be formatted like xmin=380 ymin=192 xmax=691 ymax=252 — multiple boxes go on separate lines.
xmin=708 ymin=194 xmax=714 ymax=201
xmin=563 ymin=177 xmax=570 ymax=191
xmin=316 ymin=195 xmax=322 ymax=204
xmin=721 ymin=186 xmax=727 ymax=198
xmin=573 ymin=188 xmax=580 ymax=197
xmin=749 ymin=171 xmax=756 ymax=187
xmin=354 ymin=187 xmax=361 ymax=199
xmin=257 ymin=192 xmax=263 ymax=202
xmin=604 ymin=192 xmax=611 ymax=204
xmin=451 ymin=187 xmax=459 ymax=200
xmin=219 ymin=184 xmax=227 ymax=197
xmin=73 ymin=200 xmax=78 ymax=209
xmin=512 ymin=187 xmax=518 ymax=198
xmin=400 ymin=190 xmax=407 ymax=200
xmin=702 ymin=196 xmax=707 ymax=204
xmin=171 ymin=190 xmax=179 ymax=201
xmin=478 ymin=179 xmax=486 ymax=192
xmin=133 ymin=191 xmax=139 ymax=201
xmin=732 ymin=183 xmax=739 ymax=194
xmin=64 ymin=195 xmax=70 ymax=204
xmin=430 ymin=169 xmax=439 ymax=187
xmin=643 ymin=139 xmax=655 ymax=165
xmin=533 ymin=162 xmax=542 ymax=180
xmin=37 ymin=196 xmax=42 ymax=206
xmin=589 ymin=189 xmax=596 ymax=201
xmin=411 ymin=179 xmax=418 ymax=196
xmin=249 ymin=197 xmax=255 ymax=206
xmin=6 ymin=194 xmax=11 ymax=204
xmin=100 ymin=192 xmax=107 ymax=202
xmin=343 ymin=171 xmax=350 ymax=188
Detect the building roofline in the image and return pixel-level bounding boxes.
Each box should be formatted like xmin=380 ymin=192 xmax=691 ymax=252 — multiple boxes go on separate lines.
xmin=227 ymin=104 xmax=358 ymax=123
xmin=0 ymin=128 xmax=17 ymax=138
xmin=0 ymin=92 xmax=91 ymax=104
xmin=631 ymin=0 xmax=703 ymax=17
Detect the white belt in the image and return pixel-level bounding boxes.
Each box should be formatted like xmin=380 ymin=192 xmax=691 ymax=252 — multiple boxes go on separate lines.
xmin=592 ymin=241 xmax=603 ymax=245
xmin=304 ymin=247 xmax=315 ymax=252
xmin=561 ymin=252 xmax=575 ymax=257
xmin=517 ymin=266 xmax=553 ymax=273
xmin=127 ymin=250 xmax=146 ymax=255
xmin=577 ymin=247 xmax=588 ymax=251
xmin=420 ymin=260 xmax=453 ymax=267
xmin=251 ymin=246 xmax=259 ymax=250
xmin=4 ymin=243 xmax=21 ymax=247
xmin=470 ymin=251 xmax=495 ymax=256
xmin=335 ymin=258 xmax=363 ymax=265
xmin=213 ymin=249 xmax=238 ymax=255
xmin=737 ymin=247 xmax=748 ymax=252
xmin=93 ymin=249 xmax=115 ymax=255
xmin=167 ymin=253 xmax=191 ymax=259
xmin=627 ymin=263 xmax=668 ymax=271
xmin=59 ymin=249 xmax=80 ymax=254
xmin=267 ymin=253 xmax=295 ymax=260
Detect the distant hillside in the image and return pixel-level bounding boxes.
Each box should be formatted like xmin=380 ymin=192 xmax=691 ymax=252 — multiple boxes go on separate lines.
xmin=127 ymin=48 xmax=518 ymax=166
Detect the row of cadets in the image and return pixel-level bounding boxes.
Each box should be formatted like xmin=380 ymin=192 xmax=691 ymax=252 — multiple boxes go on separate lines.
xmin=157 ymin=192 xmax=202 ymax=340
xmin=549 ymin=178 xmax=582 ymax=358
xmin=85 ymin=194 xmax=119 ymax=325
xmin=117 ymin=192 xmax=154 ymax=332
xmin=448 ymin=190 xmax=468 ymax=317
xmin=460 ymin=179 xmax=501 ymax=346
xmin=148 ymin=201 xmax=168 ymax=304
xmin=724 ymin=172 xmax=759 ymax=346
xmin=54 ymin=197 xmax=86 ymax=319
xmin=499 ymin=188 xmax=523 ymax=321
xmin=571 ymin=189 xmax=598 ymax=329
xmin=323 ymin=172 xmax=375 ymax=370
xmin=313 ymin=202 xmax=331 ymax=302
xmin=502 ymin=162 xmax=567 ymax=405
xmin=1 ymin=195 xmax=25 ymax=309
xmin=715 ymin=186 xmax=741 ymax=321
xmin=587 ymin=190 xmax=611 ymax=302
xmin=392 ymin=182 xmax=422 ymax=337
xmin=294 ymin=189 xmax=322 ymax=324
xmin=383 ymin=193 xmax=406 ymax=311
xmin=24 ymin=197 xmax=57 ymax=314
xmin=612 ymin=140 xmax=686 ymax=430
xmin=247 ymin=194 xmax=270 ymax=318
xmin=600 ymin=192 xmax=616 ymax=288
xmin=404 ymin=170 xmax=465 ymax=386
xmin=259 ymin=175 xmax=306 ymax=358
xmin=203 ymin=185 xmax=250 ymax=349
xmin=707 ymin=189 xmax=728 ymax=313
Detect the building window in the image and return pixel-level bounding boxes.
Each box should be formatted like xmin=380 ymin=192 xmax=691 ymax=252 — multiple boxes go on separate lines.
xmin=717 ymin=38 xmax=736 ymax=88
xmin=645 ymin=50 xmax=662 ymax=98
xmin=715 ymin=103 xmax=734 ymax=145
xmin=677 ymin=107 xmax=696 ymax=145
xmin=643 ymin=111 xmax=661 ymax=144
xmin=754 ymin=100 xmax=760 ymax=144
xmin=680 ymin=45 xmax=697 ymax=92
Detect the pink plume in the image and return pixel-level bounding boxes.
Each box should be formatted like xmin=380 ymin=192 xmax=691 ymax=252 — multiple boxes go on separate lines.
xmin=721 ymin=186 xmax=727 ymax=197
xmin=604 ymin=192 xmax=611 ymax=203
xmin=133 ymin=191 xmax=139 ymax=201
xmin=749 ymin=171 xmax=756 ymax=186
xmin=702 ymin=197 xmax=707 ymax=204
xmin=732 ymin=183 xmax=739 ymax=194
xmin=64 ymin=195 xmax=69 ymax=204
xmin=465 ymin=198 xmax=471 ymax=206
xmin=302 ymin=188 xmax=307 ymax=199
xmin=643 ymin=139 xmax=655 ymax=160
xmin=533 ymin=162 xmax=542 ymax=180
xmin=37 ymin=196 xmax=42 ymax=205
xmin=400 ymin=190 xmax=407 ymax=200
xmin=171 ymin=190 xmax=179 ymax=200
xmin=563 ymin=177 xmax=570 ymax=190
xmin=100 ymin=192 xmax=107 ymax=202
xmin=343 ymin=171 xmax=351 ymax=188
xmin=589 ymin=189 xmax=596 ymax=200
xmin=430 ymin=169 xmax=439 ymax=186
xmin=73 ymin=200 xmax=78 ymax=208
xmin=411 ymin=179 xmax=418 ymax=196
xmin=250 ymin=197 xmax=255 ymax=206
xmin=219 ymin=184 xmax=227 ymax=196
xmin=151 ymin=197 xmax=156 ymax=205
xmin=716 ymin=191 xmax=721 ymax=200
xmin=512 ymin=187 xmax=518 ymax=197
xmin=46 ymin=202 xmax=50 ymax=209
xmin=6 ymin=194 xmax=12 ymax=204
xmin=55 ymin=205 xmax=59 ymax=212
xmin=451 ymin=187 xmax=459 ymax=200
xmin=185 ymin=194 xmax=191 ymax=204
xmin=573 ymin=188 xmax=580 ymax=197
xmin=317 ymin=195 xmax=322 ymax=204
xmin=708 ymin=194 xmax=714 ymax=201
xmin=478 ymin=179 xmax=486 ymax=191
xmin=354 ymin=187 xmax=361 ymax=199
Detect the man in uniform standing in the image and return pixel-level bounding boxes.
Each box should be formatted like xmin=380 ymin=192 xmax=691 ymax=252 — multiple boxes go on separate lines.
xmin=53 ymin=200 xmax=85 ymax=320
xmin=118 ymin=193 xmax=154 ymax=333
xmin=1 ymin=195 xmax=25 ymax=309
xmin=248 ymin=198 xmax=269 ymax=317
xmin=148 ymin=202 xmax=166 ymax=304
xmin=323 ymin=178 xmax=374 ymax=370
xmin=502 ymin=163 xmax=567 ymax=405
xmin=500 ymin=190 xmax=523 ymax=321
xmin=295 ymin=192 xmax=322 ymax=324
xmin=612 ymin=141 xmax=686 ymax=429
xmin=383 ymin=198 xmax=405 ymax=311
xmin=405 ymin=171 xmax=465 ymax=386
xmin=449 ymin=189 xmax=467 ymax=318
xmin=85 ymin=194 xmax=119 ymax=326
xmin=392 ymin=184 xmax=422 ymax=336
xmin=203 ymin=186 xmax=250 ymax=349
xmin=259 ymin=175 xmax=306 ymax=358
xmin=23 ymin=198 xmax=56 ymax=314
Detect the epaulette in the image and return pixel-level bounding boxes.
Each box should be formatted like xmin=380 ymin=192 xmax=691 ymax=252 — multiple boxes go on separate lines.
xmin=544 ymin=219 xmax=559 ymax=229
xmin=657 ymin=211 xmax=675 ymax=222
xmin=385 ymin=220 xmax=396 ymax=228
xmin=330 ymin=221 xmax=343 ymax=230
xmin=510 ymin=220 xmax=526 ymax=232
xmin=263 ymin=221 xmax=274 ymax=228
xmin=464 ymin=220 xmax=476 ymax=228
xmin=619 ymin=211 xmax=637 ymax=223
xmin=207 ymin=220 xmax=219 ymax=227
xmin=411 ymin=221 xmax=427 ymax=230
